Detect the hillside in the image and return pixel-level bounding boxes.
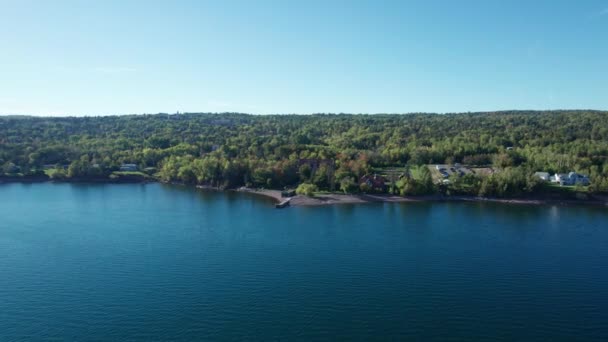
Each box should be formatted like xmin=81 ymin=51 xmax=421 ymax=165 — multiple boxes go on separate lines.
xmin=1 ymin=111 xmax=607 ymax=197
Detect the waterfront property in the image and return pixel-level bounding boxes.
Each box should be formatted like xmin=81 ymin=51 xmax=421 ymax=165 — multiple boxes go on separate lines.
xmin=535 ymin=171 xmax=591 ymax=186
xmin=359 ymin=174 xmax=387 ymax=191
xmin=550 ymin=172 xmax=590 ymax=186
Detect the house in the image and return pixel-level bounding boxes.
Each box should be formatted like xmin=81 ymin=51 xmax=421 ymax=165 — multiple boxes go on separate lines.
xmin=119 ymin=164 xmax=138 ymax=172
xmin=567 ymin=172 xmax=590 ymax=186
xmin=554 ymin=173 xmax=569 ymax=184
xmin=359 ymin=174 xmax=386 ymax=191
xmin=553 ymin=172 xmax=590 ymax=186
xmin=534 ymin=172 xmax=550 ymax=181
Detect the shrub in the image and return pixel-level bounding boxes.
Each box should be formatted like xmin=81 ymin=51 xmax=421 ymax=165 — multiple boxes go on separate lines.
xmin=296 ymin=183 xmax=318 ymax=196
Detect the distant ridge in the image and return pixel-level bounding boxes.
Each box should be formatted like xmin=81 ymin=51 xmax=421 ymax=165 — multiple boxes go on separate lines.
xmin=1 ymin=109 xmax=607 ymax=118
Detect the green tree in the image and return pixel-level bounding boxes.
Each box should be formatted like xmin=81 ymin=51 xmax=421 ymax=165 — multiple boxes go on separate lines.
xmin=296 ymin=183 xmax=318 ymax=196
xmin=339 ymin=176 xmax=358 ymax=194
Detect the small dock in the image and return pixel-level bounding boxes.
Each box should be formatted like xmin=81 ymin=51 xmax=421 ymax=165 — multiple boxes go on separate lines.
xmin=275 ymin=198 xmax=291 ymax=209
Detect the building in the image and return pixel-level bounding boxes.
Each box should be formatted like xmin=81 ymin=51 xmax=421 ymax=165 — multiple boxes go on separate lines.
xmin=359 ymin=174 xmax=386 ymax=191
xmin=119 ymin=164 xmax=138 ymax=172
xmin=554 ymin=173 xmax=570 ymax=185
xmin=566 ymin=172 xmax=590 ymax=186
xmin=553 ymin=172 xmax=590 ymax=186
xmin=534 ymin=172 xmax=550 ymax=181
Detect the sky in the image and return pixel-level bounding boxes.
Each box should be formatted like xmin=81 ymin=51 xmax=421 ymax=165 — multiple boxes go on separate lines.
xmin=1 ymin=0 xmax=607 ymax=116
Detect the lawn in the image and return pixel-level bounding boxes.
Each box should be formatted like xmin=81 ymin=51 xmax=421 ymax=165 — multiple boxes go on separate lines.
xmin=543 ymin=182 xmax=589 ymax=193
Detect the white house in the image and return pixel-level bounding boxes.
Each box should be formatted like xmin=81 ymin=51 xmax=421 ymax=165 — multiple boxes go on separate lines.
xmin=567 ymin=172 xmax=590 ymax=186
xmin=534 ymin=172 xmax=550 ymax=181
xmin=553 ymin=172 xmax=590 ymax=186
xmin=553 ymin=173 xmax=568 ymax=184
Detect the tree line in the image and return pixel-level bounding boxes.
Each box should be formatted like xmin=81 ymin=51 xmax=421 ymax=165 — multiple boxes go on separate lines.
xmin=1 ymin=111 xmax=607 ymax=196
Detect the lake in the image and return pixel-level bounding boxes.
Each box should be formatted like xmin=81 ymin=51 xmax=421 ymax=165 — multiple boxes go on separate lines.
xmin=1 ymin=183 xmax=608 ymax=341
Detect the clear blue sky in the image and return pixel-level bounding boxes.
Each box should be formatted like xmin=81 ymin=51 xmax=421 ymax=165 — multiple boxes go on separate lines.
xmin=1 ymin=0 xmax=607 ymax=115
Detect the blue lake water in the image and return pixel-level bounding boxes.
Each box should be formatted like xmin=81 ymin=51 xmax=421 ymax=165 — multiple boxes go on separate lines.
xmin=1 ymin=182 xmax=608 ymax=341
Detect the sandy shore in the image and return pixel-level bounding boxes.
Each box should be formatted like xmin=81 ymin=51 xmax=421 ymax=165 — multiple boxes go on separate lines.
xmin=233 ymin=188 xmax=419 ymax=206
xmin=234 ymin=188 xmax=608 ymax=207
xmin=290 ymin=193 xmax=423 ymax=206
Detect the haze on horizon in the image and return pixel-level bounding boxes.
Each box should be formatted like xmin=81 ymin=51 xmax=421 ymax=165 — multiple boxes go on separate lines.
xmin=1 ymin=0 xmax=607 ymax=116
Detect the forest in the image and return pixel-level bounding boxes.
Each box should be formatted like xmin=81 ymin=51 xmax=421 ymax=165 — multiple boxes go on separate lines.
xmin=1 ymin=110 xmax=608 ymax=198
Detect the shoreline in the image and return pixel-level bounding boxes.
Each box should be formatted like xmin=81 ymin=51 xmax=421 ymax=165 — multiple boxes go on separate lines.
xmin=2 ymin=178 xmax=607 ymax=207
xmin=233 ymin=187 xmax=608 ymax=208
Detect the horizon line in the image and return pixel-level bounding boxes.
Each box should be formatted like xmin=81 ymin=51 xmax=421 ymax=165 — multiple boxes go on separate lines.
xmin=1 ymin=108 xmax=607 ymax=118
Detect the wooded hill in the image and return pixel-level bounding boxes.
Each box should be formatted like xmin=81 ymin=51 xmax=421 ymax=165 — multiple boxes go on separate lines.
xmin=1 ymin=110 xmax=607 ymax=197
